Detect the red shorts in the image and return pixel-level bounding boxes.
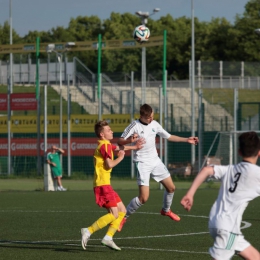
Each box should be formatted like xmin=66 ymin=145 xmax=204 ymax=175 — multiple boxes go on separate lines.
xmin=94 ymin=185 xmax=122 ymax=208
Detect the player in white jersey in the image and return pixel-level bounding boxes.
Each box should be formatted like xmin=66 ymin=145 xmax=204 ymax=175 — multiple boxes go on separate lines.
xmin=117 ymin=104 xmax=199 ymax=231
xmin=181 ymin=131 xmax=260 ymax=260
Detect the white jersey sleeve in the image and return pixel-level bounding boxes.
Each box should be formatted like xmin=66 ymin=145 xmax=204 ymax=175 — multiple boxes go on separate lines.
xmin=154 ymin=121 xmax=171 ymax=139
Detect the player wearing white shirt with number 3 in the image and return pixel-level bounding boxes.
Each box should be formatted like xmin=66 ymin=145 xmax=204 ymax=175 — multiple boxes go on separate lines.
xmin=181 ymin=131 xmax=260 ymax=260
xmin=117 ymin=104 xmax=199 ymax=232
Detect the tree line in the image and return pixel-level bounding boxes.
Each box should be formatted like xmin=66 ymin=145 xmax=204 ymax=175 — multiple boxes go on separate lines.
xmin=0 ymin=0 xmax=260 ymax=80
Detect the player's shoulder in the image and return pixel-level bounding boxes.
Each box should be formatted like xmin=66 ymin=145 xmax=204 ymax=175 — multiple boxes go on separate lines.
xmin=151 ymin=120 xmax=160 ymax=126
xmin=125 ymin=120 xmax=138 ymax=130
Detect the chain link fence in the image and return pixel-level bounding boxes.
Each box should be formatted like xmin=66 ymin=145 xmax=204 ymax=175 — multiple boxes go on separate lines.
xmin=1 ymin=60 xmax=260 ymax=178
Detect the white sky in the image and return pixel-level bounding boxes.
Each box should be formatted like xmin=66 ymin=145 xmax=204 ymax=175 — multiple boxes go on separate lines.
xmin=0 ymin=0 xmax=249 ymax=37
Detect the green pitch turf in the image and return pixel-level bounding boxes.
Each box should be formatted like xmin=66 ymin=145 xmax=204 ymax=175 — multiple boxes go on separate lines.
xmin=0 ymin=185 xmax=259 ymax=259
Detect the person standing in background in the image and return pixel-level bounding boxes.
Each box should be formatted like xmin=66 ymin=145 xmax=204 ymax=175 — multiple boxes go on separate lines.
xmin=47 ymin=145 xmax=66 ymax=191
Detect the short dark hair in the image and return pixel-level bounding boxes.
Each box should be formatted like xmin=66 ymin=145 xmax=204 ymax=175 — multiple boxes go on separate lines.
xmin=239 ymin=131 xmax=260 ymax=157
xmin=140 ymin=104 xmax=153 ymax=118
xmin=94 ymin=120 xmax=109 ymax=137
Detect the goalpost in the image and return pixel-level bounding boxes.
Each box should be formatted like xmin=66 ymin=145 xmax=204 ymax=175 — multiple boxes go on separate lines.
xmin=201 ymin=131 xmax=260 ymax=171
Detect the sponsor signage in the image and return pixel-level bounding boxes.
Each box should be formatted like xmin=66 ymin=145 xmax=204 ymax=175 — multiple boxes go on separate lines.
xmin=0 ymin=93 xmax=37 ymax=111
xmin=10 ymin=93 xmax=37 ymax=111
xmin=0 ymin=137 xmax=162 ymax=156
xmin=0 ymin=113 xmax=161 ymax=134
xmin=0 ymin=138 xmax=98 ymax=156
xmin=0 ymin=94 xmax=7 ymax=111
xmin=0 ymin=36 xmax=163 ymax=54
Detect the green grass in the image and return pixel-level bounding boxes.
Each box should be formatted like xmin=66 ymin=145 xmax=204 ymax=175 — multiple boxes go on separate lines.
xmin=0 ymin=179 xmax=219 ymax=192
xmin=0 ymin=180 xmax=259 ymax=260
xmin=0 ymin=85 xmax=88 ymax=115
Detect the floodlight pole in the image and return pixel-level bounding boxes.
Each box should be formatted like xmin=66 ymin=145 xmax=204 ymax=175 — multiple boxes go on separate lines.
xmin=9 ymin=0 xmax=13 ymax=93
xmin=58 ymin=53 xmax=63 ymax=159
xmin=135 ymin=8 xmax=160 ymax=104
xmin=191 ymin=0 xmax=196 ymax=166
xmin=46 ymin=43 xmax=75 ymax=166
xmin=7 ymin=0 xmax=13 ymax=175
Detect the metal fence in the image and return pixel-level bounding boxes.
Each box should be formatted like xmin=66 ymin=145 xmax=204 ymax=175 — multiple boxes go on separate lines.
xmin=1 ymin=59 xmax=260 ymax=178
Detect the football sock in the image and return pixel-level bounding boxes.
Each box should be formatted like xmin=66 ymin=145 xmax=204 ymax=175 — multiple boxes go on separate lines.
xmin=126 ymin=197 xmax=142 ymax=217
xmin=103 ymin=235 xmax=112 ymax=241
xmin=106 ymin=212 xmax=126 ymax=237
xmin=88 ymin=213 xmax=116 ymax=234
xmin=162 ymin=190 xmax=174 ymax=212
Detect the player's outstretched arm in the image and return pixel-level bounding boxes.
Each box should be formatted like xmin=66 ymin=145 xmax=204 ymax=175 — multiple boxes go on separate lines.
xmin=116 ymin=137 xmax=145 ymax=151
xmin=105 ymin=150 xmax=125 ymax=169
xmin=168 ymin=135 xmax=199 ymax=145
xmin=181 ymin=166 xmax=214 ymax=211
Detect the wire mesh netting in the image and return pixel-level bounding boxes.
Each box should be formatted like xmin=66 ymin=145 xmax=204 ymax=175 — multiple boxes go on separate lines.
xmin=1 ymin=59 xmax=260 ymax=178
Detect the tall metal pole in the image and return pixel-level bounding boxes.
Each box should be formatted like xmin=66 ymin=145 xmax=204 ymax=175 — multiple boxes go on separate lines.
xmin=131 ymin=71 xmax=135 ymax=179
xmin=163 ymin=30 xmax=168 ymax=177
xmin=98 ymin=34 xmax=102 ymax=120
xmin=36 ymin=37 xmax=41 ymax=175
xmin=7 ymin=0 xmax=13 ymax=175
xmin=159 ymin=85 xmax=163 ymax=189
xmin=67 ymin=75 xmax=71 ymax=177
xmin=234 ymin=88 xmax=238 ymax=164
xmin=9 ymin=0 xmax=13 ymax=93
xmin=59 ymin=54 xmax=63 ymax=165
xmin=191 ymin=0 xmax=196 ymax=166
xmin=141 ymin=46 xmax=146 ymax=104
xmin=44 ymin=85 xmax=47 ymax=172
xmin=7 ymin=79 xmax=11 ymax=175
xmin=140 ymin=17 xmax=146 ymax=105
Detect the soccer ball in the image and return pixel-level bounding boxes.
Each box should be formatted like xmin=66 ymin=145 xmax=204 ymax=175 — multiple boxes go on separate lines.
xmin=133 ymin=25 xmax=150 ymax=43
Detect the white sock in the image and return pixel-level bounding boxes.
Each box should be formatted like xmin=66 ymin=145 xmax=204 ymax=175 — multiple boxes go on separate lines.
xmin=126 ymin=197 xmax=142 ymax=217
xmin=162 ymin=190 xmax=174 ymax=212
xmin=83 ymin=228 xmax=91 ymax=236
xmin=103 ymin=235 xmax=112 ymax=241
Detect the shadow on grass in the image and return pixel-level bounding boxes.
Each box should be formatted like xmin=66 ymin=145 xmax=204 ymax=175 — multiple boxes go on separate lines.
xmin=0 ymin=240 xmax=108 ymax=253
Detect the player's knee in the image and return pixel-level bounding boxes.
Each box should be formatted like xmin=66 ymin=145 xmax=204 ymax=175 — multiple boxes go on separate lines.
xmin=139 ymin=196 xmax=148 ymax=204
xmin=167 ymin=185 xmax=175 ymax=193
xmin=119 ymin=206 xmax=126 ymax=214
xmin=111 ymin=212 xmax=119 ymax=219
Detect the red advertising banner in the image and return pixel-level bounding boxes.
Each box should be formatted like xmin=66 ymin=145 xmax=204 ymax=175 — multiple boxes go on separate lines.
xmin=11 ymin=93 xmax=37 ymax=110
xmin=0 ymin=138 xmax=97 ymax=156
xmin=0 ymin=137 xmax=162 ymax=156
xmin=0 ymin=94 xmax=7 ymax=111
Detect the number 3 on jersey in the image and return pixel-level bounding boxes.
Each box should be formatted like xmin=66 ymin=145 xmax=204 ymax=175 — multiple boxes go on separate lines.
xmin=229 ymin=172 xmax=241 ymax=193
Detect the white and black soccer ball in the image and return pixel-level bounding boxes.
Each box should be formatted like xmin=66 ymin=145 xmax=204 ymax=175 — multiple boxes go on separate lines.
xmin=133 ymin=25 xmax=150 ymax=43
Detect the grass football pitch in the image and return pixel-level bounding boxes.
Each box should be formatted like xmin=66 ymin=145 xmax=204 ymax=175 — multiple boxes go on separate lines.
xmin=0 ymin=180 xmax=260 ymax=260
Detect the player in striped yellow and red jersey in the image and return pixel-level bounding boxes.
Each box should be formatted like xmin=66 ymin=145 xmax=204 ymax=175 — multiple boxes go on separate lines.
xmin=80 ymin=120 xmax=144 ymax=251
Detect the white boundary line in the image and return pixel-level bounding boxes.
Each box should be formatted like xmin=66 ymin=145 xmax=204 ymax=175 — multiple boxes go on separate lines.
xmin=0 ymin=210 xmax=252 ymax=256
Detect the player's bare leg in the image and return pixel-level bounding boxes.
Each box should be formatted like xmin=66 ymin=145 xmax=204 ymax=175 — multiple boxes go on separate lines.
xmin=118 ymin=185 xmax=149 ymax=232
xmin=238 ymin=245 xmax=260 ymax=260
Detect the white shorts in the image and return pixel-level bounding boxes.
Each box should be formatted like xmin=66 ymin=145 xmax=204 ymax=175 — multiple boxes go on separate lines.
xmin=209 ymin=228 xmax=250 ymax=260
xmin=134 ymin=157 xmax=170 ymax=186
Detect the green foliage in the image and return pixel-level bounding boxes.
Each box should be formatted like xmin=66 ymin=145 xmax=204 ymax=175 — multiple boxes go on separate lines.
xmin=1 ymin=2 xmax=260 ymax=79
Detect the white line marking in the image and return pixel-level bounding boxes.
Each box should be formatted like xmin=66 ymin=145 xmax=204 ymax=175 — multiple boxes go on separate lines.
xmin=0 ymin=210 xmax=252 ymax=256
xmin=0 ymin=240 xmax=209 ymax=255
xmin=241 ymin=221 xmax=252 ymax=229
xmin=0 ymin=210 xmax=208 ymax=219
